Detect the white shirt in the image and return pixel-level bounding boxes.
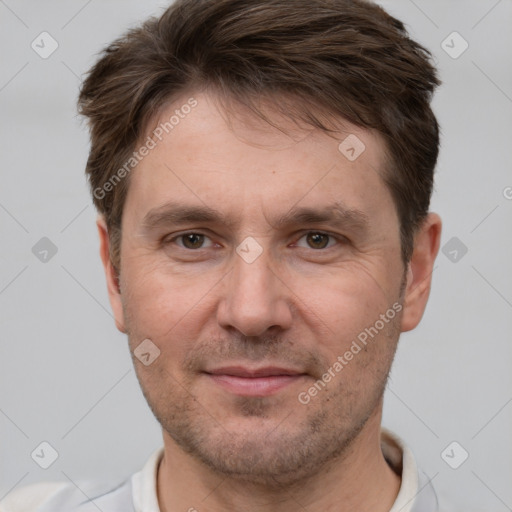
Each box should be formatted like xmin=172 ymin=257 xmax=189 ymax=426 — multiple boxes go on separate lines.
xmin=1 ymin=429 xmax=442 ymax=512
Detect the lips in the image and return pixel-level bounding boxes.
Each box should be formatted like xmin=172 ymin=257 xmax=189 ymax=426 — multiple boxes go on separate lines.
xmin=204 ymin=366 xmax=307 ymax=396
xmin=206 ymin=366 xmax=304 ymax=378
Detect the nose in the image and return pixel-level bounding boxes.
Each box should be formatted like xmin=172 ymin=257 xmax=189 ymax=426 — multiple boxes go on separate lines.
xmin=216 ymin=244 xmax=293 ymax=337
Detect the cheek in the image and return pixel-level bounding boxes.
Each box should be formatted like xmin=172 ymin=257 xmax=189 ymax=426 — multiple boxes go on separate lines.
xmin=295 ymin=264 xmax=396 ymax=344
xmin=121 ymin=258 xmax=219 ymax=348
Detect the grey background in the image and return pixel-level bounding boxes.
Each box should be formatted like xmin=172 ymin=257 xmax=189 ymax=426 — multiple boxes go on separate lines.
xmin=1 ymin=0 xmax=511 ymax=510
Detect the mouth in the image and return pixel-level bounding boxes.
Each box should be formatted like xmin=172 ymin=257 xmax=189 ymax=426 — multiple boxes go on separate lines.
xmin=203 ymin=366 xmax=307 ymax=397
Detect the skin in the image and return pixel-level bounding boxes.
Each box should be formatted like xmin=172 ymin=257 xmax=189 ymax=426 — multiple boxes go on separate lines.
xmin=97 ymin=91 xmax=441 ymax=512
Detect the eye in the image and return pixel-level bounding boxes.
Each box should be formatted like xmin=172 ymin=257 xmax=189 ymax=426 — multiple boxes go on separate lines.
xmin=166 ymin=232 xmax=215 ymax=250
xmin=294 ymin=231 xmax=340 ymax=250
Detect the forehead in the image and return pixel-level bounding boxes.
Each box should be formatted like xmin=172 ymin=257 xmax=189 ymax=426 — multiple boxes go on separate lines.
xmin=124 ymin=91 xmax=395 ymax=228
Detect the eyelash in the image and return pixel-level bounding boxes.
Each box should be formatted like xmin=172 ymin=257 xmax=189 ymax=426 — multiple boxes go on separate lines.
xmin=163 ymin=231 xmax=346 ymax=251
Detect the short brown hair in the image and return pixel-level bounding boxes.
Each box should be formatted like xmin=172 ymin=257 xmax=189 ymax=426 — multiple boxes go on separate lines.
xmin=78 ymin=0 xmax=440 ymax=271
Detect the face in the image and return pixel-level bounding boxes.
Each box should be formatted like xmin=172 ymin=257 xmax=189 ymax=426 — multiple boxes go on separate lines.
xmin=98 ymin=92 xmax=435 ymax=486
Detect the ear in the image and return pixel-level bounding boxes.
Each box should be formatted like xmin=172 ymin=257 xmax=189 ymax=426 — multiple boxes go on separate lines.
xmin=400 ymin=213 xmax=442 ymax=332
xmin=96 ymin=215 xmax=127 ymax=333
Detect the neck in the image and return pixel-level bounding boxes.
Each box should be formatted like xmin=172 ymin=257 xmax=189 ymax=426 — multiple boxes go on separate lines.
xmin=156 ymin=411 xmax=401 ymax=512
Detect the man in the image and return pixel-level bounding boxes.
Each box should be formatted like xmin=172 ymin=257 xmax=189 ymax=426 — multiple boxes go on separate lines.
xmin=2 ymin=0 xmax=446 ymax=510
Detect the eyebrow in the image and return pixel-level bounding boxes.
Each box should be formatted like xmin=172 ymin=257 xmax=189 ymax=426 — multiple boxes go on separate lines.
xmin=140 ymin=200 xmax=370 ymax=235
